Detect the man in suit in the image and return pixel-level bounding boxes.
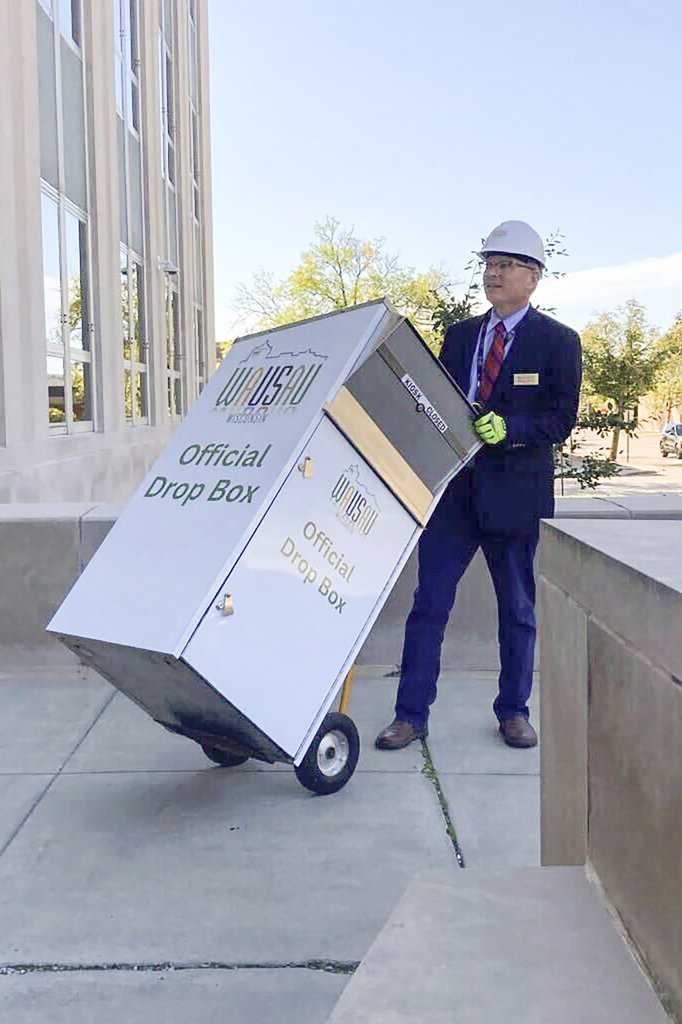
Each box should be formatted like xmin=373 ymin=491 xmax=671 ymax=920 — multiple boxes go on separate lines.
xmin=375 ymin=220 xmax=582 ymax=750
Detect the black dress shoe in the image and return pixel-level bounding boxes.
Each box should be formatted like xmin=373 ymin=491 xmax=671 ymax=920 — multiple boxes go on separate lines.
xmin=499 ymin=715 xmax=538 ymax=748
xmin=375 ymin=719 xmax=424 ymax=750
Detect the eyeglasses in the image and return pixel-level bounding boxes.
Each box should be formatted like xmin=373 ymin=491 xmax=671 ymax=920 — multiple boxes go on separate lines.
xmin=482 ymin=258 xmax=534 ymax=274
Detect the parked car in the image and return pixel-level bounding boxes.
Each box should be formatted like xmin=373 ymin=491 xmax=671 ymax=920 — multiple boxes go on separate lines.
xmin=660 ymin=423 xmax=682 ymax=458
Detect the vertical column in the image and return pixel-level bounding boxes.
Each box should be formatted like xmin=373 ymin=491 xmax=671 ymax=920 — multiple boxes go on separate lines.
xmin=197 ymin=0 xmax=215 ymax=377
xmin=0 ymin=1 xmax=48 ymax=454
xmin=82 ymin=1 xmax=124 ymax=433
xmin=173 ymin=0 xmax=197 ymax=402
xmin=138 ymin=0 xmax=169 ymax=425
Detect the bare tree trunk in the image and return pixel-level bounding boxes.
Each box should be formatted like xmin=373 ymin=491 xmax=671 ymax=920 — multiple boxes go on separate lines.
xmin=610 ymin=425 xmax=621 ymax=461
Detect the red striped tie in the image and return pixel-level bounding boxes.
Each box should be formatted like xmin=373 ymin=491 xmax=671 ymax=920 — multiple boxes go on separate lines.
xmin=477 ymin=321 xmax=506 ymax=403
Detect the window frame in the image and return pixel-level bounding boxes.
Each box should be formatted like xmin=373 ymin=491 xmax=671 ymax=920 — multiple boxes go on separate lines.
xmin=121 ymin=245 xmax=149 ymax=426
xmin=39 ymin=0 xmax=95 ymax=436
xmin=113 ymin=0 xmax=141 ymax=138
xmin=165 ymin=280 xmax=182 ymax=419
xmin=41 ymin=183 xmax=94 ymax=434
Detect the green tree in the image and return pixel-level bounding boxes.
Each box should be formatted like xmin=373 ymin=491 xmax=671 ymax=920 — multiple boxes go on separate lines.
xmin=234 ymin=217 xmax=449 ymax=351
xmin=646 ymin=315 xmax=682 ymax=425
xmin=581 ymin=300 xmax=660 ymax=459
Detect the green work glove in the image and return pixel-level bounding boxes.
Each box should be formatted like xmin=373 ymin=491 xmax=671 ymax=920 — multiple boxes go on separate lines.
xmin=474 ymin=411 xmax=507 ymax=445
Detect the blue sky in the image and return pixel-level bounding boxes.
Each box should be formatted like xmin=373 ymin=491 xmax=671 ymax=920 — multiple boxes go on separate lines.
xmin=208 ymin=0 xmax=682 ymax=339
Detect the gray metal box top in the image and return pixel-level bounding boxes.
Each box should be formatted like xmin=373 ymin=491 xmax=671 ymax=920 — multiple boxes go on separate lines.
xmin=345 ymin=319 xmax=481 ymax=492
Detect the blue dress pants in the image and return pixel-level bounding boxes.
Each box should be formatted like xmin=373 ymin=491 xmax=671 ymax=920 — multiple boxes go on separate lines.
xmin=395 ymin=487 xmax=539 ymax=730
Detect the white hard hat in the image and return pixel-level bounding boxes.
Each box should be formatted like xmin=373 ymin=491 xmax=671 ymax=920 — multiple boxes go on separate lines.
xmin=480 ymin=220 xmax=545 ymax=268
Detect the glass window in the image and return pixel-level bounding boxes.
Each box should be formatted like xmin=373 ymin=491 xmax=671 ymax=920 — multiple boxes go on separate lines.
xmin=166 ymin=284 xmax=181 ymax=418
xmin=113 ymin=0 xmax=122 ymax=40
xmin=120 ymin=247 xmax=130 ymax=359
xmin=40 ymin=2 xmax=93 ymax=434
xmin=129 ymin=0 xmax=139 ymax=70
xmin=64 ymin=208 xmax=91 ymax=423
xmin=47 ymin=354 xmax=66 ymax=425
xmin=42 ymin=193 xmax=66 ymax=425
xmin=113 ymin=0 xmax=124 ymax=114
xmin=131 ymin=261 xmax=144 ymax=363
xmin=135 ymin=368 xmax=148 ymax=419
xmin=159 ymin=5 xmax=179 ymax=304
xmin=58 ymin=0 xmax=81 ymax=46
xmin=195 ymin=306 xmax=205 ymax=393
xmin=129 ymin=79 xmax=139 ymax=132
xmin=122 ymin=249 xmax=148 ymax=425
xmin=159 ymin=32 xmax=175 ymax=186
xmin=64 ymin=208 xmax=89 ymax=352
xmin=41 ymin=189 xmax=93 ymax=429
xmin=115 ymin=53 xmax=124 ymax=116
xmin=115 ymin=0 xmax=140 ymax=133
xmin=72 ymin=359 xmax=92 ymax=421
xmin=41 ymin=193 xmax=62 ymax=352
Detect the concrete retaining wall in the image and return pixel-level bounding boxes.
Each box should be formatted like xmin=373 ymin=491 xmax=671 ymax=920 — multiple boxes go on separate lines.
xmin=358 ymin=493 xmax=682 ymax=668
xmin=539 ymin=519 xmax=682 ymax=1021
xmin=0 ymin=503 xmax=121 ymax=666
xmin=2 ymin=495 xmax=682 ymax=667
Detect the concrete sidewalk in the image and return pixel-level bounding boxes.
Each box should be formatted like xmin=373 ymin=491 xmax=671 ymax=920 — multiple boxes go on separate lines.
xmin=0 ymin=662 xmax=538 ymax=1022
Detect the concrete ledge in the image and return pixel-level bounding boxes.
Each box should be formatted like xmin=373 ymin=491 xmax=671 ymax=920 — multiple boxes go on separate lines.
xmin=358 ymin=493 xmax=682 ymax=669
xmin=326 ymin=870 xmax=669 ymax=1023
xmin=0 ymin=431 xmax=170 ymax=503
xmin=0 ymin=503 xmax=121 ymax=660
xmin=0 ymin=505 xmax=92 ymax=650
xmin=539 ymin=519 xmax=682 ymax=1020
xmin=3 ymin=495 xmax=682 ymax=666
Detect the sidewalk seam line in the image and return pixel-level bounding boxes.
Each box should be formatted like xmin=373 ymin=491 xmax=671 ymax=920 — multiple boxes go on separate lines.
xmin=0 ymin=775 xmax=59 ymax=861
xmin=58 ymin=689 xmax=118 ymax=772
xmin=0 ymin=690 xmax=117 ymax=860
xmin=420 ymin=739 xmax=465 ymax=868
xmin=0 ymin=959 xmax=360 ymax=976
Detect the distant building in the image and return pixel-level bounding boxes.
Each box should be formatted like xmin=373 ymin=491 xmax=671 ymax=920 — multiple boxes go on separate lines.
xmin=0 ymin=0 xmax=214 ymax=500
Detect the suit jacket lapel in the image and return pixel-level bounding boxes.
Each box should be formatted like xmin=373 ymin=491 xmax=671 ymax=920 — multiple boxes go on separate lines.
xmin=462 ymin=312 xmax=488 ymax=391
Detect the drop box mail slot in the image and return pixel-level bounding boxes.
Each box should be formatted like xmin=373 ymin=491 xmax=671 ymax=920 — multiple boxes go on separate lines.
xmin=326 ymin=319 xmax=481 ymax=521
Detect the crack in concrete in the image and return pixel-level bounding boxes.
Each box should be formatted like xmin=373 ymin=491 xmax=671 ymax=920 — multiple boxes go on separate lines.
xmin=0 ymin=959 xmax=359 ymax=977
xmin=420 ymin=739 xmax=466 ymax=868
xmin=0 ymin=690 xmax=118 ymax=861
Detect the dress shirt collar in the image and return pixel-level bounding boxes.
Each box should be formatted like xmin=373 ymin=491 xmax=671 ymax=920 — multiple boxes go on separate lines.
xmin=489 ymin=302 xmax=530 ymax=334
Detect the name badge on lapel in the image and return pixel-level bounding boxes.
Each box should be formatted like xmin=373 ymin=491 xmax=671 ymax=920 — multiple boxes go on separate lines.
xmin=514 ymin=373 xmax=539 ymax=386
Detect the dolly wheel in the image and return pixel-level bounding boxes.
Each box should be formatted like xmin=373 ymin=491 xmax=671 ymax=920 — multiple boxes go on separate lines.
xmin=201 ymin=742 xmax=249 ymax=767
xmin=295 ymin=712 xmax=360 ymax=795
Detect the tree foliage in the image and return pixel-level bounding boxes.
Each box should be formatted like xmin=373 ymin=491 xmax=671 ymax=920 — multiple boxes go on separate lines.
xmin=646 ymin=314 xmax=682 ymax=425
xmin=555 ymin=409 xmax=638 ymax=490
xmin=581 ymin=300 xmax=660 ymax=458
xmin=230 ymin=221 xmax=678 ymax=491
xmin=234 ymin=217 xmax=449 ymax=350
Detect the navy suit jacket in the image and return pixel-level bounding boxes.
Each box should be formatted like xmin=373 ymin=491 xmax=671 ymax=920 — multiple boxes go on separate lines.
xmin=440 ymin=306 xmax=582 ymax=536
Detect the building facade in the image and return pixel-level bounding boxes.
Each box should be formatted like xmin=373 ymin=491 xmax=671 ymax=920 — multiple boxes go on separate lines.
xmin=0 ymin=0 xmax=214 ymax=501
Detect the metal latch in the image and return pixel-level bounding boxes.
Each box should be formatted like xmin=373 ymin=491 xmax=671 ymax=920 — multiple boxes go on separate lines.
xmin=215 ymin=594 xmax=234 ymax=616
xmin=298 ymin=457 xmax=314 ymax=478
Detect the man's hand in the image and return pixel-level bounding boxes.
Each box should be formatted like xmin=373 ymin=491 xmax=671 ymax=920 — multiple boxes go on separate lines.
xmin=474 ymin=411 xmax=507 ymax=445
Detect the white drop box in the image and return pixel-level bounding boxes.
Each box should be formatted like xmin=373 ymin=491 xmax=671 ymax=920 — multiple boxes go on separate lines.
xmin=48 ymin=300 xmax=481 ymax=788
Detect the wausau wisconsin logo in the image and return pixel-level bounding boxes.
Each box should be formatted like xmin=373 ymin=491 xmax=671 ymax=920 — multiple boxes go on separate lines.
xmin=330 ymin=465 xmax=380 ymax=537
xmin=214 ymin=339 xmax=328 ymax=424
